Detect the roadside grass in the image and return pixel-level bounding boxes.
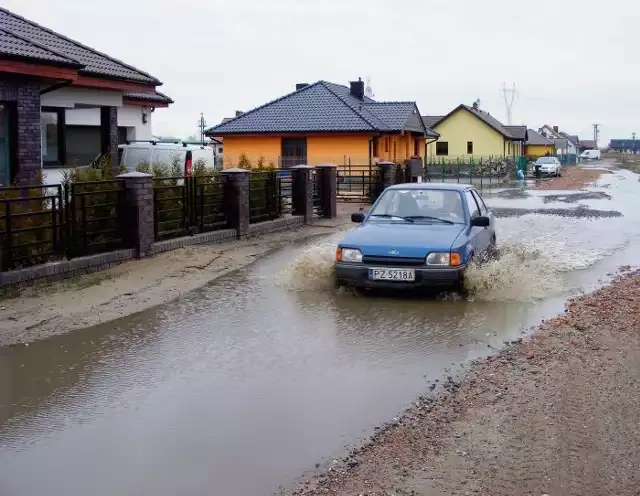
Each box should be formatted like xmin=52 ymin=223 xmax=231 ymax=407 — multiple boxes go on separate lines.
xmin=612 ymin=154 xmax=640 ymax=174
xmin=0 ymin=271 xmax=115 ymax=301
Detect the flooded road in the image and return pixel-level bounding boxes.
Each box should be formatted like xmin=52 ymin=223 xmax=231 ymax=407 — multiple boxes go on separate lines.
xmin=1 ymin=167 xmax=639 ymax=496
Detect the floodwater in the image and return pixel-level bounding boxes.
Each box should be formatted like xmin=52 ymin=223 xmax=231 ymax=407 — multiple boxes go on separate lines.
xmin=1 ymin=166 xmax=639 ymax=496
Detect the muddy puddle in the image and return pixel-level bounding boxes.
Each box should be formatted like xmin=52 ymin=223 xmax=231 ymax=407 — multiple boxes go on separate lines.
xmin=1 ymin=167 xmax=639 ymax=496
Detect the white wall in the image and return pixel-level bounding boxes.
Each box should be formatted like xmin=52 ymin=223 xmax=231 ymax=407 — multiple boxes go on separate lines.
xmin=40 ymin=87 xmax=123 ymax=108
xmin=64 ymin=106 xmax=154 ymax=141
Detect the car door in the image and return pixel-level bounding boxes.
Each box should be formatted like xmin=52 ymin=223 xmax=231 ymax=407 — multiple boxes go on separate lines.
xmin=463 ymin=189 xmax=486 ymax=258
xmin=471 ymin=189 xmax=494 ymax=247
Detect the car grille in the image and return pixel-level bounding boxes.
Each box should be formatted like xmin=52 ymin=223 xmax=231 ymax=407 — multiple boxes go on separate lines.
xmin=362 ymin=256 xmax=425 ymax=267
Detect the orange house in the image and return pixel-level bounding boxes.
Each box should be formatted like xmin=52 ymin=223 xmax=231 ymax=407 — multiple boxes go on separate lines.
xmin=205 ymin=79 xmax=438 ymax=168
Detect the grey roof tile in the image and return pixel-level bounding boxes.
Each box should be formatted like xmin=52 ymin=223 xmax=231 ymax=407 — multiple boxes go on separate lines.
xmin=123 ymin=91 xmax=174 ymax=103
xmin=206 ymin=81 xmax=436 ymax=136
xmin=559 ymin=132 xmax=579 ymax=144
xmin=504 ymin=125 xmax=528 ymax=141
xmin=463 ymin=105 xmax=513 ymax=139
xmin=0 ymin=27 xmax=81 ymax=66
xmin=422 ymin=115 xmax=444 ymax=128
xmin=428 ymin=105 xmax=515 ymax=139
xmin=526 ymin=129 xmax=553 ymax=145
xmin=0 ymin=6 xmax=160 ymax=84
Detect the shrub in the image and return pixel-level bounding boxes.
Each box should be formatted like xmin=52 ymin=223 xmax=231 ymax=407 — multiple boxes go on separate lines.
xmin=238 ymin=153 xmax=252 ymax=169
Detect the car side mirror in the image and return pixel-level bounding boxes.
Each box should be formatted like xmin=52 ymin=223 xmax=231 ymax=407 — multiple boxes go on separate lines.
xmin=471 ymin=215 xmax=490 ymax=227
xmin=351 ymin=212 xmax=365 ymax=223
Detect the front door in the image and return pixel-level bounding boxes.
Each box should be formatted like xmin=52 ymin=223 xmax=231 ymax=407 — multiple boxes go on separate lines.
xmin=0 ymin=104 xmax=10 ymax=186
xmin=281 ymin=138 xmax=307 ymax=168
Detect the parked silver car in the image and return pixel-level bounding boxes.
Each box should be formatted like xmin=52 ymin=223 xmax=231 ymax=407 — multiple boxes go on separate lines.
xmin=534 ymin=156 xmax=562 ymax=177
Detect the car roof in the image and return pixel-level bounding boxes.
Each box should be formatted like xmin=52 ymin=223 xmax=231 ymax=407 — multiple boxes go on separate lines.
xmin=386 ymin=182 xmax=473 ymax=192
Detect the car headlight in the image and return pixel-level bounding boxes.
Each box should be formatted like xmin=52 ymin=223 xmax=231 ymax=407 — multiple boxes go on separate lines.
xmin=426 ymin=252 xmax=450 ymax=266
xmin=337 ymin=247 xmax=363 ymax=263
xmin=426 ymin=252 xmax=462 ymax=266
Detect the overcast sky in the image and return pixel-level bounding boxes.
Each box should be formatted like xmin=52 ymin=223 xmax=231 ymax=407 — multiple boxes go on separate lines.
xmin=5 ymin=0 xmax=637 ymax=145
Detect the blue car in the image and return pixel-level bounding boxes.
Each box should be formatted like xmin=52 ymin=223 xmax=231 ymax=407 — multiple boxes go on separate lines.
xmin=335 ymin=183 xmax=496 ymax=290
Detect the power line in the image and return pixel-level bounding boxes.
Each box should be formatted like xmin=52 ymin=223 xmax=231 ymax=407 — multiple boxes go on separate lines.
xmin=502 ymin=82 xmax=517 ymax=125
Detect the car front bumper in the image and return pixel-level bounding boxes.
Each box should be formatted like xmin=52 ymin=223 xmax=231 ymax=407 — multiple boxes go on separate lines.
xmin=335 ymin=263 xmax=465 ymax=290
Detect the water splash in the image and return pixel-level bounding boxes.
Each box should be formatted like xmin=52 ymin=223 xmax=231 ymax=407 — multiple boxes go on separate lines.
xmin=276 ymin=242 xmax=337 ymax=291
xmin=463 ymin=245 xmax=568 ymax=302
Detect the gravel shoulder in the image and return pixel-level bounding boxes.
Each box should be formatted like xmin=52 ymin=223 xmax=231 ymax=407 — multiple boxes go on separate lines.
xmin=0 ymin=208 xmax=362 ymax=346
xmin=533 ymin=165 xmax=612 ymax=190
xmin=286 ymin=269 xmax=640 ymax=496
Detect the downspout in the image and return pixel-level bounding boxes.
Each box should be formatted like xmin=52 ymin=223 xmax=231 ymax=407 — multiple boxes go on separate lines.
xmin=424 ymin=137 xmax=438 ymax=182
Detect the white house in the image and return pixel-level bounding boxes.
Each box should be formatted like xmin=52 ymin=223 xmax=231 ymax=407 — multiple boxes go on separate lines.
xmin=0 ymin=6 xmax=173 ymax=185
xmin=538 ymin=125 xmax=578 ymax=157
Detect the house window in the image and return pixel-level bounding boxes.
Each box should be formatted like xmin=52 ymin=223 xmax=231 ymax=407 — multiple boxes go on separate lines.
xmin=436 ymin=141 xmax=449 ymax=156
xmin=414 ymin=138 xmax=420 ymax=156
xmin=384 ymin=137 xmax=389 ymax=153
xmin=41 ymin=107 xmax=65 ymax=166
xmin=467 ymin=141 xmax=473 ymax=154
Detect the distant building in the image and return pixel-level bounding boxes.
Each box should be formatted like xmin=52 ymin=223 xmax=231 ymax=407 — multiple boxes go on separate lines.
xmin=423 ymin=102 xmax=527 ymax=160
xmin=609 ymin=139 xmax=639 ymax=153
xmin=525 ymin=129 xmax=554 ymax=158
xmin=206 ymin=79 xmax=437 ymax=168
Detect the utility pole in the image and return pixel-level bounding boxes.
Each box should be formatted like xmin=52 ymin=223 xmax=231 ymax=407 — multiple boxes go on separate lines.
xmin=502 ymin=82 xmax=517 ymax=125
xmin=196 ymin=113 xmax=207 ymax=144
xmin=633 ymin=132 xmax=636 ymax=155
xmin=592 ymin=123 xmax=600 ymax=149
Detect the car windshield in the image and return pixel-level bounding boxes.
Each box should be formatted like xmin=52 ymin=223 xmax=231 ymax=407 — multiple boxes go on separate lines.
xmin=536 ymin=157 xmax=556 ymax=164
xmin=369 ymin=189 xmax=465 ymax=224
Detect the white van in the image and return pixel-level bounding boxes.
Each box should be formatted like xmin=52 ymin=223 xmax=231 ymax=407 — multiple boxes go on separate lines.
xmin=580 ymin=149 xmax=601 ymax=160
xmin=117 ymin=140 xmax=218 ymax=175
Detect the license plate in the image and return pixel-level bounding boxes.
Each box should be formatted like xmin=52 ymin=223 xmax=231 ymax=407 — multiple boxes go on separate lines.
xmin=368 ymin=268 xmax=415 ymax=282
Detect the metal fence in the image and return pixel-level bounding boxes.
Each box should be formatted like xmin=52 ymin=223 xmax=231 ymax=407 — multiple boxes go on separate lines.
xmin=152 ymin=175 xmax=227 ymax=241
xmin=153 ymin=177 xmax=190 ymax=240
xmin=276 ymin=170 xmax=293 ymax=216
xmin=423 ymin=157 xmax=518 ymax=188
xmin=249 ymin=171 xmax=280 ymax=223
xmin=65 ymin=180 xmax=127 ymax=258
xmin=337 ymin=165 xmax=376 ymax=202
xmin=312 ymin=171 xmax=323 ymax=218
xmin=0 ymin=181 xmax=128 ymax=271
xmin=0 ymin=184 xmax=65 ymax=270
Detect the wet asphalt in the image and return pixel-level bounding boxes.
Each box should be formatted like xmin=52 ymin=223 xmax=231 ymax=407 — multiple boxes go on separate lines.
xmin=1 ymin=166 xmax=639 ymax=496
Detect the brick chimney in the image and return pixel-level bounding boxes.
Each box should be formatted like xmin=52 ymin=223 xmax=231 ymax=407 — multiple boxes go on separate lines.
xmin=553 ymin=125 xmax=559 ymax=133
xmin=296 ymin=83 xmax=309 ymax=91
xmin=235 ymin=110 xmax=244 ymax=117
xmin=350 ymin=78 xmax=365 ymax=100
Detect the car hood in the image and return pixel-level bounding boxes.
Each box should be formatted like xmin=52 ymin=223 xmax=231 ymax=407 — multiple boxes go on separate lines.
xmin=339 ymin=221 xmax=465 ymax=258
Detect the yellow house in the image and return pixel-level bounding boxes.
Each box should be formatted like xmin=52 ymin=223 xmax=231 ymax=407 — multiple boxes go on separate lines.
xmin=524 ymin=128 xmax=554 ymax=158
xmin=423 ymin=104 xmax=527 ymax=161
xmin=205 ymin=79 xmax=439 ymax=168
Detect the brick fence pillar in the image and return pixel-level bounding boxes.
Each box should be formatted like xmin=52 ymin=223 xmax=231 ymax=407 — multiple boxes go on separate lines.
xmin=221 ymin=168 xmax=250 ymax=238
xmin=100 ymin=106 xmax=119 ymax=173
xmin=373 ymin=161 xmax=396 ymax=203
xmin=291 ymin=165 xmax=314 ymax=224
xmin=315 ymin=164 xmax=337 ymax=218
xmin=116 ymin=171 xmax=154 ymax=258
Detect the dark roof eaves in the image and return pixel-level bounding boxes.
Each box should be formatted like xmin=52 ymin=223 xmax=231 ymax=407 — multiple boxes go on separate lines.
xmin=123 ymin=91 xmax=174 ymax=104
xmin=0 ymin=6 xmax=161 ymax=85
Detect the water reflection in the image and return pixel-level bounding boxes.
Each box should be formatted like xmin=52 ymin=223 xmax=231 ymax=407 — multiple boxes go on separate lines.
xmin=0 ymin=168 xmax=638 ymax=496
